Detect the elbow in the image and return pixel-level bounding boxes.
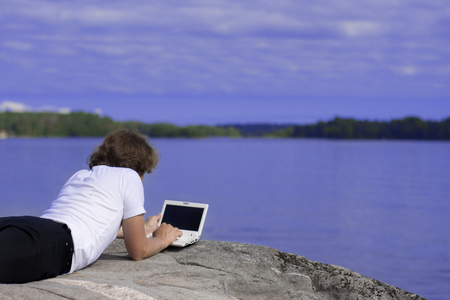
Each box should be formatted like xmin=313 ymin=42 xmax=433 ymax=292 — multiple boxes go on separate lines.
xmin=129 ymin=252 xmax=145 ymax=261
xmin=131 ymin=256 xmax=144 ymax=261
xmin=125 ymin=237 xmax=163 ymax=261
xmin=126 ymin=246 xmax=146 ymax=261
xmin=124 ymin=240 xmax=149 ymax=261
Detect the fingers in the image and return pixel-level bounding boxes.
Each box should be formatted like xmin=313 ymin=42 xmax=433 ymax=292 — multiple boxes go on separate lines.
xmin=146 ymin=213 xmax=161 ymax=223
xmin=154 ymin=213 xmax=161 ymax=222
xmin=175 ymin=227 xmax=183 ymax=237
xmin=144 ymin=213 xmax=163 ymax=236
xmin=165 ymin=224 xmax=182 ymax=238
xmin=154 ymin=223 xmax=183 ymax=241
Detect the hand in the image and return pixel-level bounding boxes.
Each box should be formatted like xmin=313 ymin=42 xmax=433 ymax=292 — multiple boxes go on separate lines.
xmin=153 ymin=223 xmax=183 ymax=247
xmin=144 ymin=213 xmax=161 ymax=236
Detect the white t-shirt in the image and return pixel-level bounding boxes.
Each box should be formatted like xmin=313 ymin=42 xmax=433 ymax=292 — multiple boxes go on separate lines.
xmin=41 ymin=165 xmax=146 ymax=273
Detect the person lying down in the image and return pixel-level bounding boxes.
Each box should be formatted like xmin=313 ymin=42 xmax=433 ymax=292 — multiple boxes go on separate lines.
xmin=0 ymin=129 xmax=182 ymax=283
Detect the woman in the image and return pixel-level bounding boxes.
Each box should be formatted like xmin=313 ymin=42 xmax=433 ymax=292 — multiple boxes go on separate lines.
xmin=0 ymin=129 xmax=181 ymax=283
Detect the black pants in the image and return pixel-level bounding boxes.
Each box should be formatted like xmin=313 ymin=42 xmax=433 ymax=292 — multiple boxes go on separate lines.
xmin=0 ymin=216 xmax=74 ymax=283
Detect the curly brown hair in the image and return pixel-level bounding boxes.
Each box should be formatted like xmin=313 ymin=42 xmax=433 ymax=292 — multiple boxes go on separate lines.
xmin=88 ymin=129 xmax=159 ymax=177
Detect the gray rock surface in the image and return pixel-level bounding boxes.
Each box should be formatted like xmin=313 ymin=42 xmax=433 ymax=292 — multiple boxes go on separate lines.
xmin=0 ymin=240 xmax=424 ymax=300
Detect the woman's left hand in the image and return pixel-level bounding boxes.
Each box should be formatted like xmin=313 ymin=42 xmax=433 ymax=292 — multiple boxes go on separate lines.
xmin=144 ymin=213 xmax=161 ymax=236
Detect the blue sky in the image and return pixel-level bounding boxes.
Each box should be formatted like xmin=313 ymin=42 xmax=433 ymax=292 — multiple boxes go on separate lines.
xmin=1 ymin=0 xmax=449 ymax=125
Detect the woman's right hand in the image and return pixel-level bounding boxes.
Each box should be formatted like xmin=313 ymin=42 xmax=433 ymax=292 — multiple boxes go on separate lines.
xmin=152 ymin=222 xmax=183 ymax=247
xmin=122 ymin=214 xmax=181 ymax=260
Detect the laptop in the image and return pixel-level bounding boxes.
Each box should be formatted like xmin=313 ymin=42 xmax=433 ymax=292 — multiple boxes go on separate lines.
xmin=156 ymin=200 xmax=209 ymax=247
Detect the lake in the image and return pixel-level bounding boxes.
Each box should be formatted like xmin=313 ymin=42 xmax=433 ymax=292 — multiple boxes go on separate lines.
xmin=1 ymin=137 xmax=449 ymax=299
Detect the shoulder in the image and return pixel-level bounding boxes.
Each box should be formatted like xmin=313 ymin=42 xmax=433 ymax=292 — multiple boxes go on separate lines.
xmin=92 ymin=165 xmax=140 ymax=179
xmin=117 ymin=167 xmax=142 ymax=183
xmin=93 ymin=166 xmax=143 ymax=189
xmin=62 ymin=169 xmax=91 ymax=185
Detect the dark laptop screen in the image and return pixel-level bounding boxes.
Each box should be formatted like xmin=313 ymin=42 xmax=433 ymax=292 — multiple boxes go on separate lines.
xmin=161 ymin=205 xmax=204 ymax=231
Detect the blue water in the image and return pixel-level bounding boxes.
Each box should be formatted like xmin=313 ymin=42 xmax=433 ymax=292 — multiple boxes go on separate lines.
xmin=1 ymin=138 xmax=449 ymax=299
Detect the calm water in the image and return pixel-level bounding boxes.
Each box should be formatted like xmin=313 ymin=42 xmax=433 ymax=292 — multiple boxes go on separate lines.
xmin=1 ymin=138 xmax=449 ymax=299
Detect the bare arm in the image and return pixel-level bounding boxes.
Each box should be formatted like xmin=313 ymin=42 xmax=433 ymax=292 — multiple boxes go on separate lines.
xmin=122 ymin=214 xmax=182 ymax=260
xmin=117 ymin=213 xmax=160 ymax=239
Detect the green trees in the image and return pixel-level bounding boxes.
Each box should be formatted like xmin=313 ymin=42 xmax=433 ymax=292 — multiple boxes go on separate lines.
xmin=1 ymin=112 xmax=449 ymax=140
xmin=0 ymin=112 xmax=118 ymax=137
xmin=270 ymin=116 xmax=450 ymax=140
xmin=121 ymin=122 xmax=240 ymax=138
xmin=0 ymin=112 xmax=240 ymax=138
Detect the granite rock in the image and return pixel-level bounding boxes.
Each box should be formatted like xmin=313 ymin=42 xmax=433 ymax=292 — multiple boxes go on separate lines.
xmin=0 ymin=240 xmax=425 ymax=300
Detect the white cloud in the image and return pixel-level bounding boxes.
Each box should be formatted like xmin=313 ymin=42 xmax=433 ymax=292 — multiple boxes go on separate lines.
xmin=398 ymin=66 xmax=418 ymax=76
xmin=36 ymin=105 xmax=71 ymax=114
xmin=0 ymin=0 xmax=448 ymax=101
xmin=58 ymin=108 xmax=71 ymax=114
xmin=3 ymin=41 xmax=34 ymax=51
xmin=0 ymin=101 xmax=32 ymax=112
xmin=0 ymin=101 xmax=72 ymax=114
xmin=340 ymin=21 xmax=383 ymax=38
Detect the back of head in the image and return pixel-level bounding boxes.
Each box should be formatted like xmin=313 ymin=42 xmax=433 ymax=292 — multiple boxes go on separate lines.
xmin=88 ymin=129 xmax=159 ymax=176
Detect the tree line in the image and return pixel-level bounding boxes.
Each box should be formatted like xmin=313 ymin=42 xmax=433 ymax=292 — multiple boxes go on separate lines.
xmin=0 ymin=112 xmax=239 ymax=138
xmin=266 ymin=117 xmax=450 ymax=140
xmin=1 ymin=112 xmax=449 ymax=140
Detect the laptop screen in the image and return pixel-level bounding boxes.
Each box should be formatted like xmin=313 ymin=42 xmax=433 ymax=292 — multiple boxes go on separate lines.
xmin=161 ymin=205 xmax=204 ymax=231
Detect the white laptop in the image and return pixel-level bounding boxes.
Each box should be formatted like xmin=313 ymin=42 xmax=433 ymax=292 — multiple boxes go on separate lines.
xmin=157 ymin=200 xmax=209 ymax=247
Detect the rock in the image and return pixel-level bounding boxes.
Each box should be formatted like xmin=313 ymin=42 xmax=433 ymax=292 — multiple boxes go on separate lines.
xmin=0 ymin=240 xmax=424 ymax=300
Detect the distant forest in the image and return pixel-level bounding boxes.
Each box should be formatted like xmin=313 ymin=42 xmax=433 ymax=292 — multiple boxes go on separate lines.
xmin=1 ymin=111 xmax=450 ymax=140
xmin=0 ymin=112 xmax=240 ymax=138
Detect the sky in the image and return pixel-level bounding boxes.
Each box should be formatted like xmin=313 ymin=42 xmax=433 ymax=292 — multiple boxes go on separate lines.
xmin=0 ymin=0 xmax=449 ymax=125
